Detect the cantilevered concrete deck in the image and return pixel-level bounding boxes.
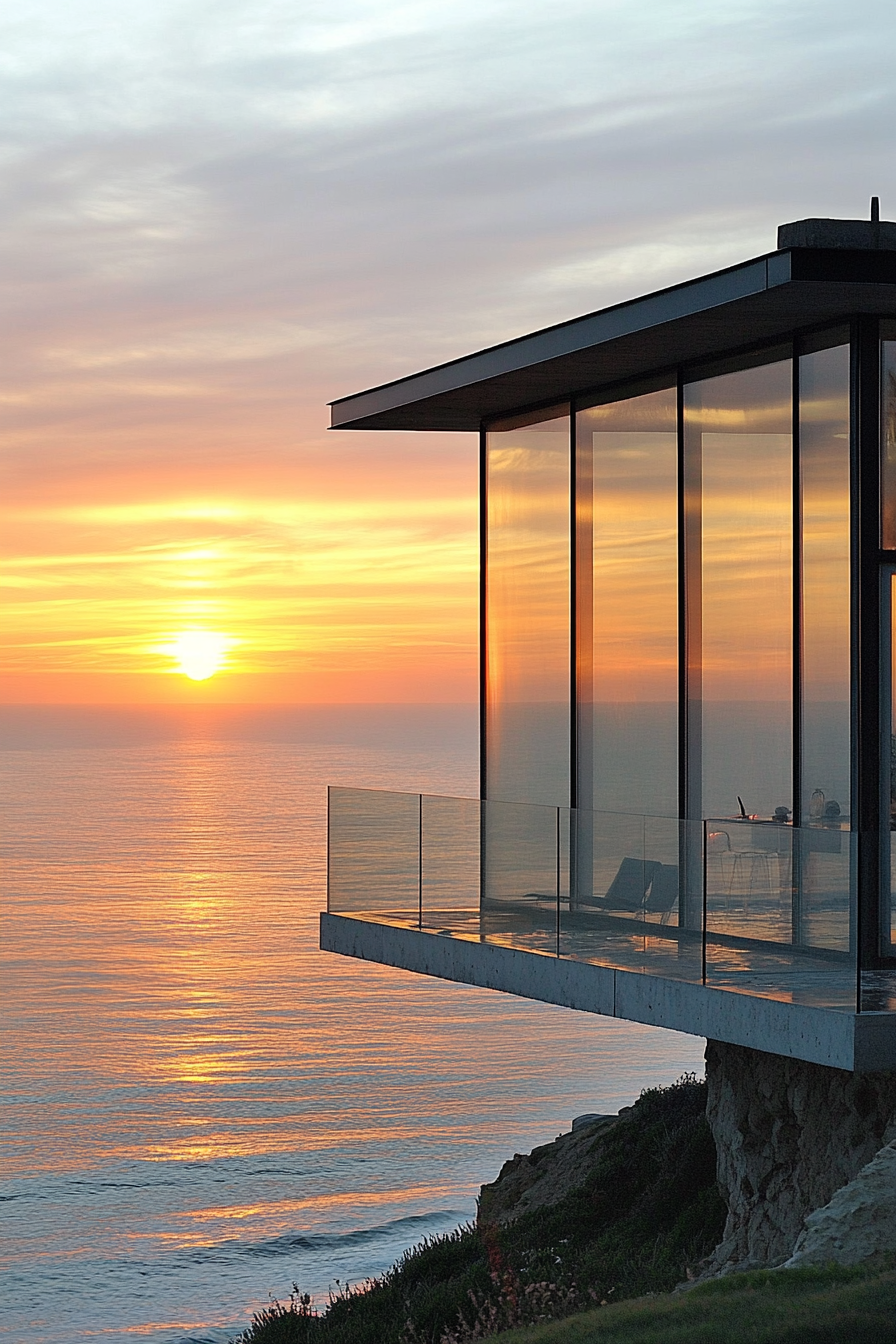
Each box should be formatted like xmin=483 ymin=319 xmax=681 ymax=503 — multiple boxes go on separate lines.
xmin=321 ymin=912 xmax=896 ymax=1073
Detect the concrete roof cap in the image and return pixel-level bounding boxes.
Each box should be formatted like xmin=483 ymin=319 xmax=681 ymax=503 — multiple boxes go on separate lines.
xmin=778 ymin=217 xmax=896 ymax=251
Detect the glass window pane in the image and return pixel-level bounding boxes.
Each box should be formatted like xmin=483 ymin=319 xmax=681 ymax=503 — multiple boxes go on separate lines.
xmin=881 ymin=341 xmax=896 ymax=548
xmin=890 ymin=573 xmax=896 ymax=946
xmin=327 ymin=787 xmax=420 ymax=923
xmin=799 ymin=344 xmax=850 ymax=827
xmin=486 ymin=407 xmax=570 ymax=806
xmin=481 ymin=799 xmax=563 ymax=956
xmin=576 ymin=389 xmax=678 ymax=817
xmin=685 ymin=361 xmax=793 ymax=822
xmin=420 ymin=794 xmax=480 ymax=937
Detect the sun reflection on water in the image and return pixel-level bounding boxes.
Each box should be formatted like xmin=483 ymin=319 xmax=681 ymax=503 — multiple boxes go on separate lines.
xmin=2 ymin=711 xmax=705 ymax=1344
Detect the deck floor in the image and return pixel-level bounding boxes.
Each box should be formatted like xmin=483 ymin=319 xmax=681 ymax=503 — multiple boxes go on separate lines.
xmin=335 ymin=904 xmax=896 ymax=1013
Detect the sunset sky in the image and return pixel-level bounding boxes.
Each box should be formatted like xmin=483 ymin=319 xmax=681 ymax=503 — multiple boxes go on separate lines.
xmin=2 ymin=0 xmax=894 ymax=704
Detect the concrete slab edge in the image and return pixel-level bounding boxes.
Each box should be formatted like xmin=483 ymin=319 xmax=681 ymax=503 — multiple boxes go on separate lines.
xmin=320 ymin=913 xmax=896 ymax=1072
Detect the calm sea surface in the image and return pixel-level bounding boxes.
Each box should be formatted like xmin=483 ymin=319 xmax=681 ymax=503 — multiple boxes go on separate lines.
xmin=1 ymin=705 xmax=704 ymax=1344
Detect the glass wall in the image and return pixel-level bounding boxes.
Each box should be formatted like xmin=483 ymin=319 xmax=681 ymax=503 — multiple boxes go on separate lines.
xmin=481 ymin=344 xmax=861 ymax=968
xmin=799 ymin=344 xmax=851 ymax=827
xmin=684 ymin=361 xmax=793 ymax=823
xmin=485 ymin=406 xmax=571 ymax=806
xmin=889 ymin=574 xmax=896 ymax=947
xmin=576 ymin=388 xmax=678 ymax=818
xmin=881 ymin=341 xmax=896 ymax=547
xmin=882 ymin=340 xmax=896 ymax=951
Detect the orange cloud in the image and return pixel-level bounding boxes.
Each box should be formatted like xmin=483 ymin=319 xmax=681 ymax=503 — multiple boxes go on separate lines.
xmin=1 ymin=427 xmax=479 ymax=703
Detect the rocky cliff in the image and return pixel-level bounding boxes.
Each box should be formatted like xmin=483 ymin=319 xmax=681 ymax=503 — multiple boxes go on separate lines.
xmin=704 ymin=1041 xmax=896 ymax=1273
xmin=477 ymin=1113 xmax=621 ymax=1225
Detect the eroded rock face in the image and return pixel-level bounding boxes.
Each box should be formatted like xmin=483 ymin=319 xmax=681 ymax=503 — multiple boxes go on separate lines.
xmin=704 ymin=1041 xmax=896 ymax=1273
xmin=785 ymin=1141 xmax=896 ymax=1267
xmin=477 ymin=1115 xmax=620 ymax=1225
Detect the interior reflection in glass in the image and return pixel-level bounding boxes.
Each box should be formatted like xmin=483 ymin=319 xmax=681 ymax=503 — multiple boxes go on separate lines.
xmin=685 ymin=361 xmax=793 ymax=822
xmin=486 ymin=406 xmax=571 ymax=807
xmin=577 ymin=388 xmax=678 ymax=820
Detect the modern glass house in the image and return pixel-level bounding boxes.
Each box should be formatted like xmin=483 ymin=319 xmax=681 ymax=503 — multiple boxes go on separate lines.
xmin=321 ymin=214 xmax=896 ymax=1073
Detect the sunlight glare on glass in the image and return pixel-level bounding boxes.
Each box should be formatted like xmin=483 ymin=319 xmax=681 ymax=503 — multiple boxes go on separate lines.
xmin=172 ymin=630 xmax=230 ymax=681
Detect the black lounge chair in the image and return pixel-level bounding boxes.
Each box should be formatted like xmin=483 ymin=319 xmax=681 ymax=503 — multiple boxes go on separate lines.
xmin=576 ymin=856 xmax=679 ymax=921
xmin=645 ymin=863 xmax=679 ymax=918
xmin=600 ymin=857 xmax=661 ymax=911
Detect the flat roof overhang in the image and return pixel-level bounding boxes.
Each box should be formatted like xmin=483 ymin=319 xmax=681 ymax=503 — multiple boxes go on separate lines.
xmin=330 ymin=247 xmax=896 ymax=432
xmin=321 ymin=913 xmax=896 ymax=1072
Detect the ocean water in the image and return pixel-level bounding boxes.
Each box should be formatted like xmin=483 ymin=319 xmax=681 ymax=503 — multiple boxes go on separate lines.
xmin=0 ymin=705 xmax=705 ymax=1344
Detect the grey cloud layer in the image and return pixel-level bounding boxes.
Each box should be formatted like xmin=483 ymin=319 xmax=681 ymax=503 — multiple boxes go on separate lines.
xmin=1 ymin=0 xmax=894 ymax=467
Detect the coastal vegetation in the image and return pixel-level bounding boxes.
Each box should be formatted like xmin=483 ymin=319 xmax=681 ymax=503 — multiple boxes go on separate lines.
xmin=237 ymin=1075 xmax=726 ymax=1343
xmin=466 ymin=1261 xmax=896 ymax=1344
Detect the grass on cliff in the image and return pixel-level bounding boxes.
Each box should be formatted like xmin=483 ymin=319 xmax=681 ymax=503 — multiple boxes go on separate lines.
xmin=481 ymin=1260 xmax=896 ymax=1344
xmin=237 ymin=1075 xmax=725 ymax=1344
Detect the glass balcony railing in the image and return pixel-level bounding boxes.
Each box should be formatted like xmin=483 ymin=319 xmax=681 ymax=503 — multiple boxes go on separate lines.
xmin=327 ymin=787 xmax=859 ymax=1013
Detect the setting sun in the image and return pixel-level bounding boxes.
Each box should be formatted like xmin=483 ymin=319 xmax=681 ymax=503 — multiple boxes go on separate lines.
xmin=170 ymin=630 xmax=231 ymax=681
